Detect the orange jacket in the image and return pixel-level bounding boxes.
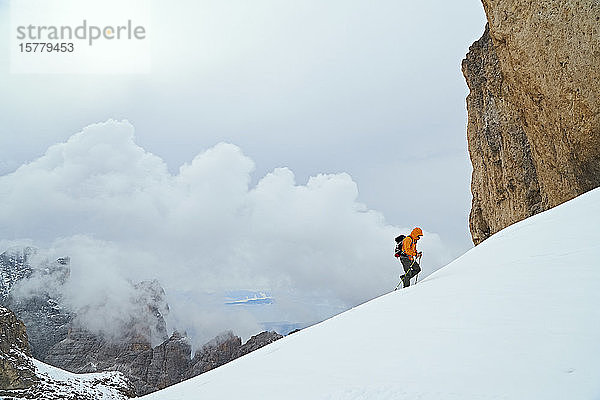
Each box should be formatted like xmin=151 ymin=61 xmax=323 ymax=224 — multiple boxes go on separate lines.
xmin=402 ymin=227 xmax=423 ymax=259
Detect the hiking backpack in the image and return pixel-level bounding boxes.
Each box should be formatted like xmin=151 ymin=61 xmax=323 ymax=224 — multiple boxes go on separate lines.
xmin=394 ymin=235 xmax=406 ymax=257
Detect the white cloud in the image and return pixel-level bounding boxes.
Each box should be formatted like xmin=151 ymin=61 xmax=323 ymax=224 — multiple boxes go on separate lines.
xmin=0 ymin=120 xmax=452 ymax=344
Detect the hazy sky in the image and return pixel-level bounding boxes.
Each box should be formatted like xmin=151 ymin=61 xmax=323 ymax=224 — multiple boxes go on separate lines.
xmin=0 ymin=1 xmax=488 ymax=342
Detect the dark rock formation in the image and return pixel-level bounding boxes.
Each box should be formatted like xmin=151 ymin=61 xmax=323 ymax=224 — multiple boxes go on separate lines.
xmin=44 ymin=327 xmax=155 ymax=394
xmin=44 ymin=328 xmax=283 ymax=396
xmin=2 ymin=253 xmax=73 ymax=359
xmin=41 ymin=279 xmax=172 ymax=396
xmin=0 ymin=306 xmax=38 ymax=390
xmin=145 ymin=331 xmax=192 ymax=391
xmin=1 ymin=306 xmax=135 ymax=399
xmin=463 ymin=1 xmax=600 ymax=244
xmin=238 ymin=330 xmax=284 ymax=356
xmin=185 ymin=330 xmax=283 ymax=380
xmin=1 ymin=248 xmax=284 ymax=396
xmin=186 ymin=331 xmax=242 ymax=378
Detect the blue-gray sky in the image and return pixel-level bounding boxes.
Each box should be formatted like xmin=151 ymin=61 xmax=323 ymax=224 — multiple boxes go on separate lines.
xmin=0 ymin=0 xmax=487 ymax=342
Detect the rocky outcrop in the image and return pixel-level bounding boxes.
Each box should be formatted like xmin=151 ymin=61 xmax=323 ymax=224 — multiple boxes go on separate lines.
xmin=0 ymin=249 xmax=169 ymax=395
xmin=145 ymin=331 xmax=192 ymax=391
xmin=45 ymin=328 xmax=283 ymax=396
xmin=43 ymin=327 xmax=155 ymax=394
xmin=45 ymin=329 xmax=192 ymax=395
xmin=1 ymin=306 xmax=134 ymax=399
xmin=1 ymin=248 xmax=284 ymax=396
xmin=185 ymin=331 xmax=242 ymax=378
xmin=238 ymin=330 xmax=284 ymax=356
xmin=2 ymin=253 xmax=73 ymax=359
xmin=0 ymin=306 xmax=38 ymax=390
xmin=184 ymin=330 xmax=283 ymax=378
xmin=41 ymin=279 xmax=173 ymax=396
xmin=463 ymin=1 xmax=600 ymax=244
xmin=184 ymin=330 xmax=282 ymax=380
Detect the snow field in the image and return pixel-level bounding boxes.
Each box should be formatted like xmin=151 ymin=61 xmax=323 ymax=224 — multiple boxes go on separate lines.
xmin=140 ymin=188 xmax=600 ymax=399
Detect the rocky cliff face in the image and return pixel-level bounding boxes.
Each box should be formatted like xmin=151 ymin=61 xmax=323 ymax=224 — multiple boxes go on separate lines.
xmin=463 ymin=0 xmax=600 ymax=244
xmin=185 ymin=331 xmax=241 ymax=379
xmin=41 ymin=328 xmax=282 ymax=395
xmin=1 ymin=249 xmax=73 ymax=359
xmin=1 ymin=306 xmax=135 ymax=399
xmin=145 ymin=331 xmax=192 ymax=391
xmin=185 ymin=330 xmax=283 ymax=380
xmin=0 ymin=306 xmax=38 ymax=390
xmin=45 ymin=329 xmax=190 ymax=395
xmin=238 ymin=330 xmax=284 ymax=356
xmin=43 ymin=327 xmax=156 ymax=394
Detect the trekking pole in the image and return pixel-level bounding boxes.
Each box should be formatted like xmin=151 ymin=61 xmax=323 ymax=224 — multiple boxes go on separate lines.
xmin=395 ymin=257 xmax=414 ymax=291
xmin=415 ymin=254 xmax=422 ymax=284
xmin=408 ymin=257 xmax=416 ymax=286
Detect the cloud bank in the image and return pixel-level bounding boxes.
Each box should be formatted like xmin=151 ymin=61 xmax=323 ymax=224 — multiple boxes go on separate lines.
xmin=0 ymin=120 xmax=452 ymax=344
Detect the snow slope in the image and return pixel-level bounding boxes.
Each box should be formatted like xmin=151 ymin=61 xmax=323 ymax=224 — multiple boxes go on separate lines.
xmin=3 ymin=359 xmax=132 ymax=400
xmin=141 ymin=188 xmax=600 ymax=400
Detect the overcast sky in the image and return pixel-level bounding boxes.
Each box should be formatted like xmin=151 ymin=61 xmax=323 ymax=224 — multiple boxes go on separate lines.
xmin=0 ymin=1 xmax=487 ymax=342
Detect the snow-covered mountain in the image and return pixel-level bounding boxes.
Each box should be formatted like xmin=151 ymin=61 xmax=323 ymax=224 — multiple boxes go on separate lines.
xmin=0 ymin=247 xmax=287 ymax=396
xmin=225 ymin=290 xmax=274 ymax=305
xmin=140 ymin=188 xmax=600 ymax=399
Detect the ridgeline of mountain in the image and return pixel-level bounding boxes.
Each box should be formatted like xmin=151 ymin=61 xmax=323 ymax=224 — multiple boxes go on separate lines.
xmin=43 ymin=326 xmax=282 ymax=396
xmin=184 ymin=331 xmax=284 ymax=380
xmin=0 ymin=247 xmax=283 ymax=397
xmin=463 ymin=0 xmax=600 ymax=244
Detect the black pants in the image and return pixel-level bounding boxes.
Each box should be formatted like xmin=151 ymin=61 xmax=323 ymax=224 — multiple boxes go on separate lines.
xmin=400 ymin=256 xmax=421 ymax=287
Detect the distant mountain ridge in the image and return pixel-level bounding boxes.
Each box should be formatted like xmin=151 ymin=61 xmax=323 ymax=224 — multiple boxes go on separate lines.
xmin=0 ymin=248 xmax=283 ymax=396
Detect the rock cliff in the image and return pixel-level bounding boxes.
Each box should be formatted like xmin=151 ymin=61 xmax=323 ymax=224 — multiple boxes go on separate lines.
xmin=1 ymin=249 xmax=73 ymax=359
xmin=1 ymin=248 xmax=284 ymax=396
xmin=0 ymin=306 xmax=38 ymax=390
xmin=463 ymin=0 xmax=600 ymax=244
xmin=40 ymin=327 xmax=282 ymax=396
xmin=238 ymin=330 xmax=284 ymax=356
xmin=1 ymin=306 xmax=135 ymax=399
xmin=184 ymin=330 xmax=283 ymax=380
